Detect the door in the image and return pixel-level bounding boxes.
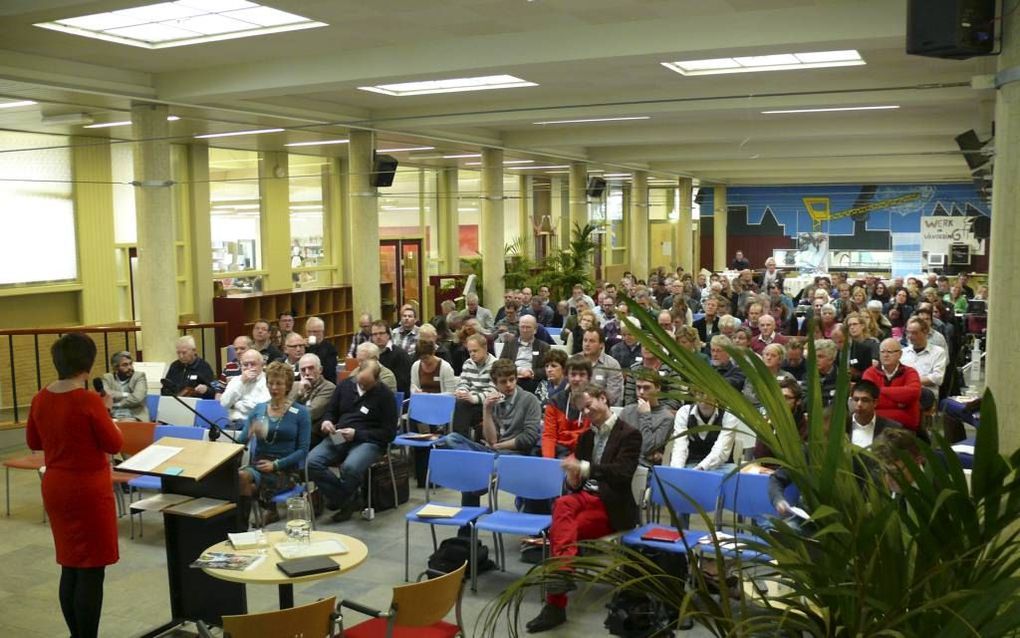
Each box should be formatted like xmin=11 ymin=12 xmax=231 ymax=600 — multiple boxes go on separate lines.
xmin=379 ymin=239 xmax=424 ymax=324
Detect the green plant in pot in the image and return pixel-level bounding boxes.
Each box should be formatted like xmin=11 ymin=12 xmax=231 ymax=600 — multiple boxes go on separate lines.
xmin=478 ymin=297 xmax=1020 ymax=637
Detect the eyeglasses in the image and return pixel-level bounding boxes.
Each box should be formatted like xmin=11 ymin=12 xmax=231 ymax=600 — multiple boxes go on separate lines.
xmin=285 ymin=343 xmax=306 ymax=349
xmin=370 ymin=331 xmax=389 ymax=336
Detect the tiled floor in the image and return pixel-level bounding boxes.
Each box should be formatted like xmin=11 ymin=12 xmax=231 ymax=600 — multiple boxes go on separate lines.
xmin=0 ymin=458 xmax=714 ymax=637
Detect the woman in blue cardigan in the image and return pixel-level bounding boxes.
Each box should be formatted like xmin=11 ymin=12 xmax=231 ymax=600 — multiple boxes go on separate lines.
xmin=237 ymin=361 xmax=311 ymax=526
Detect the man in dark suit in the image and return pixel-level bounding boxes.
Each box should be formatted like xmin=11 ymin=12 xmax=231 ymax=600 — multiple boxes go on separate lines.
xmin=526 ymin=383 xmax=641 ymax=633
xmin=370 ymin=319 xmax=411 ymax=396
xmin=693 ymin=296 xmax=721 ymax=343
xmin=498 ymin=315 xmax=550 ymax=394
xmin=847 ymin=379 xmax=901 ymax=449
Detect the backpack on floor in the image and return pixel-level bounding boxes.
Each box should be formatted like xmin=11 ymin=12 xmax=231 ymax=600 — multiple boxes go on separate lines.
xmin=604 ymin=589 xmax=676 ymax=638
xmin=427 ymin=537 xmax=496 ymax=578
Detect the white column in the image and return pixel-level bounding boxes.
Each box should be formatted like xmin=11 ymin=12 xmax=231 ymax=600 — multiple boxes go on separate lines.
xmin=713 ymin=185 xmax=728 ymax=272
xmin=480 ymin=148 xmax=505 ymax=307
xmin=630 ymin=171 xmax=649 ymax=278
xmin=347 ymin=131 xmax=380 ymax=317
xmin=676 ymin=177 xmax=694 ymax=273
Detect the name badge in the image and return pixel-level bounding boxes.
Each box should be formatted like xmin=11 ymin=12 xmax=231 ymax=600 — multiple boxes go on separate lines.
xmin=526 ymin=351 xmax=534 ymax=358
xmin=850 ymin=358 xmax=858 ymax=365
xmin=433 ymin=376 xmax=441 ymax=382
xmin=288 ymin=406 xmax=299 ymax=414
xmin=634 ymin=356 xmax=643 ymax=362
xmin=189 ymin=375 xmax=198 ymax=380
xmin=360 ymin=406 xmax=370 ymax=415
xmin=659 ymin=370 xmax=668 ymax=376
xmin=595 ymin=374 xmax=605 ymax=381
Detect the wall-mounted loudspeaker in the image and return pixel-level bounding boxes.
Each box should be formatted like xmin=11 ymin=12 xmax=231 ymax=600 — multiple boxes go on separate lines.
xmin=371 ymin=154 xmax=398 ymax=187
xmin=972 ymin=215 xmax=991 ymax=240
xmin=906 ymin=0 xmax=995 ymax=59
xmin=586 ymin=177 xmax=607 ymax=199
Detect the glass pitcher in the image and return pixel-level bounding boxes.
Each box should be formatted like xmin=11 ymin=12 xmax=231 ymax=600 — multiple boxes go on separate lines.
xmin=285 ymin=496 xmax=312 ymax=544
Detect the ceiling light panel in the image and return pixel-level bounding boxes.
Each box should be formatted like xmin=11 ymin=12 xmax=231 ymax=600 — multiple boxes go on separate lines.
xmin=0 ymin=100 xmax=37 ymax=109
xmin=35 ymin=1 xmax=327 ymax=49
xmin=534 ymin=116 xmax=650 ymax=125
xmin=663 ymin=49 xmax=864 ymax=76
xmin=376 ymin=146 xmax=434 ymax=152
xmin=195 ymin=128 xmax=283 ymax=139
xmin=284 ymin=139 xmax=349 ymax=147
xmin=762 ymin=105 xmax=900 ymax=114
xmin=359 ymin=74 xmax=537 ymax=97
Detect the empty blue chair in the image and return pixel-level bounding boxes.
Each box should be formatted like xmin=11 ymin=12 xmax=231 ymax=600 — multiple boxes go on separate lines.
xmin=194 ymin=399 xmax=230 ymax=429
xmin=404 ymin=449 xmax=496 ymax=582
xmin=393 ymin=393 xmax=456 ymax=449
xmin=472 ymin=456 xmax=564 ymax=591
xmin=622 ymin=467 xmax=723 ymax=554
xmin=704 ymin=472 xmax=777 ymax=565
xmin=146 ymin=394 xmax=159 ymax=421
xmin=129 ymin=425 xmax=205 ymax=538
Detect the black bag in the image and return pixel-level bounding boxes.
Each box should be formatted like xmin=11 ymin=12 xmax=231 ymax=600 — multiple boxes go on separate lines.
xmin=604 ymin=590 xmax=675 ymax=638
xmin=363 ymin=454 xmax=410 ymax=512
xmin=427 ymin=537 xmax=496 ymax=578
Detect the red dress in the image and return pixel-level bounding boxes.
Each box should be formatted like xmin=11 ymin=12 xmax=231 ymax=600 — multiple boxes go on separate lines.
xmin=26 ymin=388 xmax=124 ymax=567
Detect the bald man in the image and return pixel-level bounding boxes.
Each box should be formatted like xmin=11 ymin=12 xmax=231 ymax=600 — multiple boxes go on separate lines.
xmin=862 ymin=338 xmax=922 ymax=431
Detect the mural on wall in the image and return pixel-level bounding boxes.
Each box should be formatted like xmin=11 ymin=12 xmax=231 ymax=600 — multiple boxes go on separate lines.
xmin=698 ymin=182 xmax=989 ymax=272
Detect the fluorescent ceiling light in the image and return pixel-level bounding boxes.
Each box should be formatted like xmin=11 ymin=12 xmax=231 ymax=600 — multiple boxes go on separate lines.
xmin=603 ymin=173 xmax=631 ymax=177
xmin=508 ymin=164 xmax=570 ymax=170
xmin=0 ymin=100 xmax=37 ymax=109
xmin=762 ymin=105 xmax=900 ymax=114
xmin=83 ymin=115 xmax=181 ymax=128
xmin=34 ymin=1 xmax=327 ymax=50
xmin=377 ymin=146 xmax=434 ymax=152
xmin=662 ymin=49 xmax=864 ymax=76
xmin=284 ymin=139 xmax=349 ymax=147
xmin=443 ymin=153 xmax=481 ymax=159
xmin=534 ymin=116 xmax=650 ymax=125
xmin=465 ymin=159 xmax=534 ymax=166
xmin=380 ymin=206 xmax=420 ymax=211
xmin=195 ymin=127 xmax=284 ymax=139
xmin=359 ymin=74 xmax=537 ymax=97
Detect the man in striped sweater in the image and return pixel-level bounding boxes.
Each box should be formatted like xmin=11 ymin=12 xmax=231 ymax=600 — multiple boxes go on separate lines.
xmin=451 ymin=333 xmax=495 ymax=439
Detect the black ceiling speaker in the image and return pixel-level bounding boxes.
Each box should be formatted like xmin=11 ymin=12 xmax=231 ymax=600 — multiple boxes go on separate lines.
xmin=586 ymin=177 xmax=607 ymax=199
xmin=955 ymin=129 xmax=991 ymax=171
xmin=972 ymin=215 xmax=991 ymax=240
xmin=906 ymin=0 xmax=996 ymax=60
xmin=371 ymin=154 xmax=398 ymax=187
xmin=694 ymin=187 xmax=706 ymax=206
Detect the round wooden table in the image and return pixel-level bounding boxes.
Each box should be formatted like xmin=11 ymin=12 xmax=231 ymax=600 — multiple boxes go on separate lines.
xmin=201 ymin=530 xmax=368 ymax=608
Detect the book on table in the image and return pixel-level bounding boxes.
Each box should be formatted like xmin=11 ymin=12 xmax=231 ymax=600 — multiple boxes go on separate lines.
xmin=276 ymin=556 xmax=339 ymax=577
xmin=415 ymin=504 xmax=461 ymax=518
xmin=640 ymin=527 xmax=683 ymax=543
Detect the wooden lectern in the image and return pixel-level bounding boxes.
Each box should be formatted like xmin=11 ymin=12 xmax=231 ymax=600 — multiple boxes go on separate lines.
xmin=118 ymin=436 xmax=247 ymax=636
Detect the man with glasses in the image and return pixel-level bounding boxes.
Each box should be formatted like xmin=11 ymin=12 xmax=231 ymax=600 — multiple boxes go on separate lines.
xmin=370 ymin=319 xmax=411 ymax=395
xmin=347 ymin=313 xmax=374 ymax=358
xmin=305 ymin=316 xmax=338 ymax=384
xmin=219 ymin=349 xmax=270 ymax=429
xmin=292 ymin=353 xmax=336 ymax=449
xmin=282 ymin=332 xmax=307 ymax=377
xmin=862 ymin=337 xmax=922 ymax=432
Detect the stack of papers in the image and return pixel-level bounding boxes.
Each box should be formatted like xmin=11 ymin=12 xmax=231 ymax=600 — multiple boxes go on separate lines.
xmin=416 ymin=504 xmax=461 ymax=518
xmin=130 ymin=493 xmax=193 ymax=512
xmin=116 ymin=445 xmax=183 ymax=472
xmin=952 ymin=444 xmax=976 ymax=455
xmin=275 ymin=539 xmax=349 ymax=560
xmin=165 ymin=497 xmax=230 ymax=517
xmin=228 ymin=531 xmax=266 ymax=550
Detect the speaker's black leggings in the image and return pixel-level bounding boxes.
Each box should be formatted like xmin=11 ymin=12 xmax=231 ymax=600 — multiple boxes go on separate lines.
xmin=59 ymin=566 xmax=106 ymax=638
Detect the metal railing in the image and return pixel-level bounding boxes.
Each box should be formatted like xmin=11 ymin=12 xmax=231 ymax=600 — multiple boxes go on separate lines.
xmin=0 ymin=321 xmax=227 ymax=424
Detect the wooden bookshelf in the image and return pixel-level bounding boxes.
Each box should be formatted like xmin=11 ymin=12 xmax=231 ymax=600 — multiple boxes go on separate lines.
xmin=213 ymin=285 xmax=355 ymax=354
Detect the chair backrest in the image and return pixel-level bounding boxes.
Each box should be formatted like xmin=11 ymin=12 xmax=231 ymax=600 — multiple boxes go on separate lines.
xmin=427 ymin=449 xmax=495 ymax=494
xmin=345 ymin=357 xmax=359 ymax=371
xmin=393 ymin=391 xmax=405 ymax=418
xmin=494 ymin=455 xmax=564 ymax=500
xmin=546 ymin=327 xmax=563 ymax=339
xmin=117 ymin=421 xmax=156 ymax=456
xmin=407 ymin=393 xmax=456 ymax=427
xmin=651 ymin=466 xmax=723 ymax=517
xmin=146 ymin=394 xmax=159 ymax=421
xmin=222 ymin=596 xmax=335 ymax=638
xmin=194 ymin=399 xmax=230 ymax=429
xmin=156 ymin=395 xmax=199 ymax=426
xmin=719 ymin=472 xmax=775 ymax=523
xmin=631 ymin=465 xmax=649 ymax=513
xmin=389 ymin=563 xmax=466 ymax=628
xmin=154 ymin=424 xmax=205 ymax=442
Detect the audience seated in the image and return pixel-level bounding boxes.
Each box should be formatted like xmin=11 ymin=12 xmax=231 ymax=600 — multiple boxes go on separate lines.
xmin=220 ymin=349 xmax=271 ymax=428
xmin=282 ymin=332 xmax=306 ymax=374
xmin=709 ymin=335 xmax=746 ymax=392
xmin=609 ymin=318 xmax=642 ymax=370
xmin=370 ymin=320 xmax=411 ymax=395
xmin=618 ymin=372 xmax=673 ymax=466
xmin=497 ymin=314 xmax=549 ymax=394
xmin=216 ymin=336 xmax=252 ymax=394
xmin=304 ymin=316 xmax=338 ymax=384
xmin=162 ymin=335 xmax=216 ymax=399
xmin=410 ymin=338 xmax=457 ymax=394
xmin=308 ymin=360 xmax=397 ymax=523
xmin=535 ymin=348 xmax=569 ymax=408
xmin=452 ymin=334 xmax=496 ymax=439
xmin=291 ymin=353 xmax=336 ymax=449
xmin=347 ymin=313 xmax=374 ymax=358
xmin=459 ymin=293 xmax=495 ymax=334
xmin=847 ymin=380 xmax=902 ymax=449
xmin=251 ymin=319 xmax=285 ymax=364
xmin=750 ymin=314 xmax=787 ymax=354
xmin=579 ymin=326 xmax=623 ymax=406
xmin=901 ymin=317 xmax=947 ymax=401
xmin=391 ymin=305 xmax=420 ymax=357
xmin=541 ymin=355 xmax=592 ymax=458
xmin=100 ymin=351 xmax=148 ymax=421
xmin=354 ymin=342 xmax=398 ymax=393
xmin=668 ymin=396 xmax=740 ymax=470
xmin=862 ymin=338 xmax=922 ymax=431
xmin=693 ymin=296 xmax=721 ymax=343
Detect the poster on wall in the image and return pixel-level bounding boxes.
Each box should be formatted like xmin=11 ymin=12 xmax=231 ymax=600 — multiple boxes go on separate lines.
xmin=920 ymin=216 xmax=985 ymax=256
xmin=795 ymin=232 xmax=829 ymax=273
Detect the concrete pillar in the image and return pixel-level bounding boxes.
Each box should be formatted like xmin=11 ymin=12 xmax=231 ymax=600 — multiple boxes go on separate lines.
xmin=568 ymin=162 xmax=588 ymax=235
xmin=187 ymin=145 xmax=213 ymax=321
xmin=347 ymin=131 xmax=380 ymax=317
xmin=72 ymin=139 xmax=118 ymax=324
xmin=333 ymin=158 xmax=351 ymax=284
xmin=630 ymin=171 xmax=650 ymax=278
xmin=131 ymin=103 xmax=177 ymax=362
xmin=480 ymin=148 xmax=505 ymax=308
xmin=986 ymin=10 xmax=1020 ymax=455
xmin=518 ymin=175 xmax=532 ymax=258
xmin=323 ymin=158 xmax=344 ymax=285
xmin=437 ymin=166 xmax=460 ymax=273
xmin=713 ymin=185 xmax=728 ymax=271
xmin=258 ymin=151 xmax=292 ymax=291
xmin=549 ymin=176 xmax=569 ymax=251
xmin=676 ymin=177 xmax=694 ymax=274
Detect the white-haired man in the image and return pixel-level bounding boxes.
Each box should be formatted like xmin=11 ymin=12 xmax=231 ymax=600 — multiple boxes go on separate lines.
xmin=162 ymin=335 xmax=216 ymax=399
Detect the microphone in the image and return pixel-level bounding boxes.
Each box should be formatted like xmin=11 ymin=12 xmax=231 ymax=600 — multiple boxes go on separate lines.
xmin=92 ymin=378 xmax=106 ymax=396
xmin=160 ymin=377 xmax=178 ymax=393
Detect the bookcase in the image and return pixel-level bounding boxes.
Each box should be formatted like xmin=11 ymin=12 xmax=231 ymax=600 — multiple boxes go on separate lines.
xmin=213 ymin=285 xmax=355 ymax=354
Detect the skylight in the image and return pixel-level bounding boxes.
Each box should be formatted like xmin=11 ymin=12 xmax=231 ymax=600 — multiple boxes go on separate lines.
xmin=662 ymin=50 xmax=864 ymax=76
xmin=359 ymin=75 xmax=537 ymax=97
xmin=34 ymin=1 xmax=327 ymax=50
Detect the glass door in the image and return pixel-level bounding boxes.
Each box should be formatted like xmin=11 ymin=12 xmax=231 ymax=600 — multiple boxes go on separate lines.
xmin=379 ymin=239 xmax=424 ymax=324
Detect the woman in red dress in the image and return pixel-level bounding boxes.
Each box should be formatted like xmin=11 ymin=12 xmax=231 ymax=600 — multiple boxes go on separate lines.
xmin=26 ymin=333 xmax=123 ymax=638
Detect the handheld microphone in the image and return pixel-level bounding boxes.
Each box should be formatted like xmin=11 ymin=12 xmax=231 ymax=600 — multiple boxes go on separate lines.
xmin=92 ymin=378 xmax=106 ymax=396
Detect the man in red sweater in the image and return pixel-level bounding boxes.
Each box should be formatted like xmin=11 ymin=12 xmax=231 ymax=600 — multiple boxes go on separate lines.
xmin=862 ymin=337 xmax=921 ymax=431
xmin=541 ymin=355 xmax=592 ymax=458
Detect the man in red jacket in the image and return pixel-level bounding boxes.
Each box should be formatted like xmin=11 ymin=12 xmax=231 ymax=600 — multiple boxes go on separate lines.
xmin=862 ymin=337 xmax=921 ymax=431
xmin=541 ymin=355 xmax=592 ymax=458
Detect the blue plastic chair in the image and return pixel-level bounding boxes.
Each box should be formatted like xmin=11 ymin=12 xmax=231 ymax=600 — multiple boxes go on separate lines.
xmin=194 ymin=399 xmax=230 ymax=429
xmin=363 ymin=392 xmax=404 ymax=520
xmin=704 ymin=472 xmax=777 ymax=565
xmin=622 ymin=467 xmax=723 ymax=554
xmin=472 ymin=456 xmax=565 ymax=591
xmin=129 ymin=425 xmax=205 ymax=538
xmin=247 ymin=435 xmax=308 ymax=530
xmin=146 ymin=394 xmax=159 ymax=421
xmin=404 ymin=449 xmax=496 ymax=582
xmin=545 ymin=327 xmax=563 ymax=342
xmin=392 ymin=393 xmax=456 ymax=449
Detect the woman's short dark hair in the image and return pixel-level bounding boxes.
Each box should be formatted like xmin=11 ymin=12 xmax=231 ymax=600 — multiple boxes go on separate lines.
xmin=543 ymin=348 xmax=568 ymax=369
xmin=52 ymin=333 xmax=97 ymax=380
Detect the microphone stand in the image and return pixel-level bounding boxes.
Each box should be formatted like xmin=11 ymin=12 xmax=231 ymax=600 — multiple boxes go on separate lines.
xmin=160 ymin=382 xmax=240 ymax=444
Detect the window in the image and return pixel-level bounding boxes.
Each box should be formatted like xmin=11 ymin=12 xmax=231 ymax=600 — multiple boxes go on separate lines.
xmin=288 ymin=154 xmax=329 ymax=288
xmin=0 ymin=132 xmax=75 ymax=286
xmin=457 ymin=169 xmax=481 ymax=257
xmin=379 ymin=166 xmax=423 ymax=238
xmin=209 ymin=148 xmax=261 ymax=274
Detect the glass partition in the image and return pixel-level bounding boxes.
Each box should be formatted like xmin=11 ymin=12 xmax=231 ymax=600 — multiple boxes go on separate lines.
xmin=209 ymin=148 xmax=261 ymax=278
xmin=289 ymin=154 xmax=329 ymax=288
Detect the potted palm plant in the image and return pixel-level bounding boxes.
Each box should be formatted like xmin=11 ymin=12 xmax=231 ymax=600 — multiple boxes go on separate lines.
xmin=479 ymin=298 xmax=1020 ymax=637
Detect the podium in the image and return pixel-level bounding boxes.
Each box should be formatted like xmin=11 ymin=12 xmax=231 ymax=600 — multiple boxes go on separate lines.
xmin=117 ymin=436 xmax=247 ymax=636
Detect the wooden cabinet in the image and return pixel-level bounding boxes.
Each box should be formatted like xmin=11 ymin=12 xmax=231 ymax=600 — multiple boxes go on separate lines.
xmin=213 ymin=286 xmax=354 ymax=354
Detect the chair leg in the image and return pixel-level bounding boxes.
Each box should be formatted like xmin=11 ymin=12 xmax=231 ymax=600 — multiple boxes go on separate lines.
xmin=495 ymin=533 xmax=504 ymax=571
xmin=470 ymin=524 xmax=478 ymax=593
xmin=387 ymin=455 xmax=398 ymax=510
xmin=404 ymin=520 xmax=410 ymax=582
xmin=430 ymin=524 xmax=438 ymax=551
xmin=5 ymin=467 xmax=10 ymax=516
